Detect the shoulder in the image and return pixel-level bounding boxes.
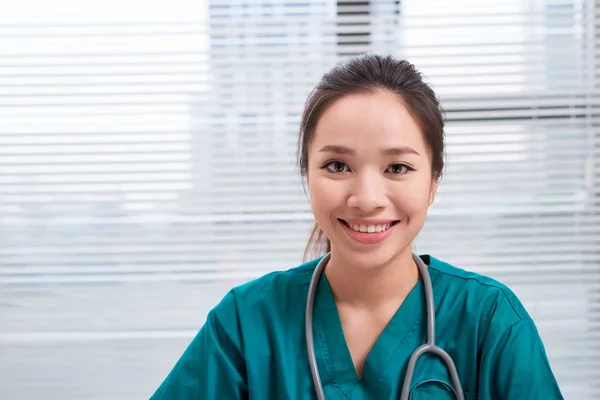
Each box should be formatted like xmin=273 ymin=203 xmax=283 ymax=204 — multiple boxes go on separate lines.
xmin=426 ymin=254 xmax=529 ymax=319
xmin=210 ymin=257 xmax=322 ymax=323
xmin=424 ymin=255 xmax=533 ymax=352
xmin=234 ymin=257 xmax=320 ymax=297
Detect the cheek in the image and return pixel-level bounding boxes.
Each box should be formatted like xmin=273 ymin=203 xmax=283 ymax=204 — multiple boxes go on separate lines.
xmin=392 ymin=180 xmax=433 ymax=216
xmin=308 ymin=175 xmax=339 ymax=211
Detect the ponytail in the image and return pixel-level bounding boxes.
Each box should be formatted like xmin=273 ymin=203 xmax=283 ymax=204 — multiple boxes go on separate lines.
xmin=303 ymin=223 xmax=331 ymax=262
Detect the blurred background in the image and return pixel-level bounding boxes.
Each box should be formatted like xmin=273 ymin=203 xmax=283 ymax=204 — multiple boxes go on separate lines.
xmin=0 ymin=0 xmax=598 ymax=399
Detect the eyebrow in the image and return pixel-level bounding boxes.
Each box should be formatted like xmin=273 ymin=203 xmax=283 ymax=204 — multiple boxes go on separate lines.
xmin=318 ymin=145 xmax=420 ymax=156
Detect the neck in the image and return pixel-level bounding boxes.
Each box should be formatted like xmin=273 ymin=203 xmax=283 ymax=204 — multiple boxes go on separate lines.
xmin=324 ymin=247 xmax=420 ymax=309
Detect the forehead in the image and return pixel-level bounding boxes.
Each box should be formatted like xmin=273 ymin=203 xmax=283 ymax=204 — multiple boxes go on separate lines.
xmin=312 ymin=90 xmax=427 ymax=153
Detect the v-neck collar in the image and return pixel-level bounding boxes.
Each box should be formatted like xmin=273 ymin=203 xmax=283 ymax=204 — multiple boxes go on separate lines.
xmin=311 ymin=255 xmax=442 ymax=398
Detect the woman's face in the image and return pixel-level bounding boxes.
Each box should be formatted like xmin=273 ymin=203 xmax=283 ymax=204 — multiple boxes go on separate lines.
xmin=307 ymin=90 xmax=438 ymax=269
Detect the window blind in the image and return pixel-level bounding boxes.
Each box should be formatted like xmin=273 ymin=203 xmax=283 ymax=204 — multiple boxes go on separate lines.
xmin=0 ymin=0 xmax=598 ymax=399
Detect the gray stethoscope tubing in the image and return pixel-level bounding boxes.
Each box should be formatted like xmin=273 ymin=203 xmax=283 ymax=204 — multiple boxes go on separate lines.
xmin=305 ymin=253 xmax=465 ymax=400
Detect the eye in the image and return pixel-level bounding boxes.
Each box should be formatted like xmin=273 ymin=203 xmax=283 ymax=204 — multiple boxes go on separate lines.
xmin=322 ymin=161 xmax=350 ymax=173
xmin=386 ymin=163 xmax=412 ymax=175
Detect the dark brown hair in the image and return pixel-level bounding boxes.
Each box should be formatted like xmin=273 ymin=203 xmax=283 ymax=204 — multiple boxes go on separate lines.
xmin=298 ymin=53 xmax=445 ymax=260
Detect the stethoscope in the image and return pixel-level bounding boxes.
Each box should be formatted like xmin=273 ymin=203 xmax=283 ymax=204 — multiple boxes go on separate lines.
xmin=305 ymin=252 xmax=465 ymax=400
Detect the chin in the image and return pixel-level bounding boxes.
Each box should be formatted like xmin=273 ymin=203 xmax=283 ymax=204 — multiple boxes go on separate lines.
xmin=326 ymin=220 xmax=418 ymax=269
xmin=333 ymin=243 xmax=407 ymax=271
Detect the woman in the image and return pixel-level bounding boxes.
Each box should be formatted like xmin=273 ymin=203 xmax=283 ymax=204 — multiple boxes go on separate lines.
xmin=150 ymin=55 xmax=563 ymax=399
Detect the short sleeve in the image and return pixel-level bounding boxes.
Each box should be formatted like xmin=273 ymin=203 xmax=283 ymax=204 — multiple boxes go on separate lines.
xmin=149 ymin=291 xmax=248 ymax=399
xmin=478 ymin=318 xmax=563 ymax=400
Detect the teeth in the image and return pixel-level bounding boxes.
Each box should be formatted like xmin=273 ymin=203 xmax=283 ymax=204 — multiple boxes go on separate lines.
xmin=349 ymin=223 xmax=392 ymax=233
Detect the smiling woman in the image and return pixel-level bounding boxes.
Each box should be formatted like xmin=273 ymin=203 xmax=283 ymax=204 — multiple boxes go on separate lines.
xmin=150 ymin=55 xmax=564 ymax=400
xmin=305 ymin=89 xmax=437 ymax=276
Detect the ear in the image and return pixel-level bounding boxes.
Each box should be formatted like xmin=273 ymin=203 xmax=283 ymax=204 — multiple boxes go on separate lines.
xmin=429 ymin=178 xmax=439 ymax=206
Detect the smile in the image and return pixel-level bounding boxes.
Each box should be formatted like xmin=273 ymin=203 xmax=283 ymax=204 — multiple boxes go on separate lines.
xmin=344 ymin=221 xmax=393 ymax=233
xmin=338 ymin=219 xmax=400 ymax=244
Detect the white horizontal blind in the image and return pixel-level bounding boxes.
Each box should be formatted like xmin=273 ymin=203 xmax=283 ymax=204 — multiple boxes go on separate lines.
xmin=403 ymin=2 xmax=599 ymax=399
xmin=0 ymin=0 xmax=598 ymax=399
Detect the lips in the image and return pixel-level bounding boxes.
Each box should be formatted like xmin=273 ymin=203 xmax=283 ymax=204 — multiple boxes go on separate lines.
xmin=338 ymin=219 xmax=400 ymax=244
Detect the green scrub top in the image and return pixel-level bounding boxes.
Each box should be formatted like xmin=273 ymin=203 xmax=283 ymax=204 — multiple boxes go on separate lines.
xmin=150 ymin=255 xmax=564 ymax=399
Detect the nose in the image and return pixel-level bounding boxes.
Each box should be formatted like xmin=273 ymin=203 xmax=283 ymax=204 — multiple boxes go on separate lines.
xmin=346 ymin=169 xmax=389 ymax=212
